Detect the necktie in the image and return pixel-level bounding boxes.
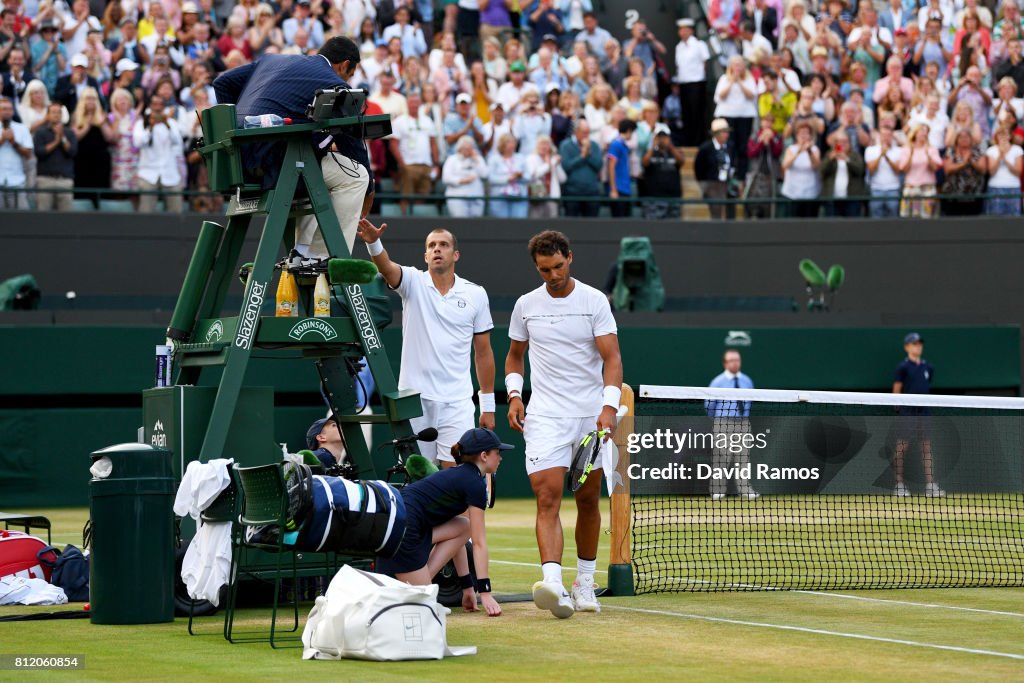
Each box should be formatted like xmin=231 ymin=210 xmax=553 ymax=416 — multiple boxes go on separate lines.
xmin=733 ymin=376 xmax=746 ymax=417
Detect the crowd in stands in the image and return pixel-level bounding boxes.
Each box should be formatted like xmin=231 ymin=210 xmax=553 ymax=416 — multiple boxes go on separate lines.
xmin=1 ymin=0 xmax=1023 ymax=217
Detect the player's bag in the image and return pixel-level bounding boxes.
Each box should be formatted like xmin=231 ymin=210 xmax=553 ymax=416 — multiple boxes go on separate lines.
xmin=0 ymin=530 xmax=58 ymax=582
xmin=301 ymin=564 xmax=476 ymax=661
xmin=294 ymin=474 xmax=407 ymax=557
xmin=38 ymin=544 xmax=90 ymax=602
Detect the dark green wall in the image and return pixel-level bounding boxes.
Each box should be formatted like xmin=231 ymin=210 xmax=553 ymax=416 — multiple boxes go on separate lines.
xmin=0 ymin=324 xmax=1017 ymax=506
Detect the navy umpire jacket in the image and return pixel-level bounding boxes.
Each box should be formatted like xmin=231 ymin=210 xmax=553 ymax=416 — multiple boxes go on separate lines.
xmin=212 ymin=53 xmax=371 ymax=191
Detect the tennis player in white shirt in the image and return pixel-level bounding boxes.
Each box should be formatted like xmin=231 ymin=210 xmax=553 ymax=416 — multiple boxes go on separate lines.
xmin=357 ymin=218 xmax=496 ymax=465
xmin=505 ymin=230 xmax=623 ymax=618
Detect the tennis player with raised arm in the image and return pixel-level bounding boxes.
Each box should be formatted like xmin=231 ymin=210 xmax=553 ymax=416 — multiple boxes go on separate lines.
xmin=505 ymin=230 xmax=623 ymax=618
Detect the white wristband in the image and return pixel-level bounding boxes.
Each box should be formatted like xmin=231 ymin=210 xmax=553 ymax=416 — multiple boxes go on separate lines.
xmin=603 ymin=385 xmax=622 ymax=410
xmin=505 ymin=372 xmax=524 ymax=394
xmin=367 ymin=239 xmax=384 ymax=256
xmin=478 ymin=392 xmax=496 ymax=413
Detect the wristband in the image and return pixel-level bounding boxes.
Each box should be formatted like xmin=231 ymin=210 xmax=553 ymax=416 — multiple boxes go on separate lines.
xmin=477 ymin=577 xmax=491 ymax=593
xmin=367 ymin=239 xmax=384 ymax=256
xmin=603 ymin=385 xmax=622 ymax=410
xmin=458 ymin=573 xmax=475 ymax=590
xmin=508 ymin=391 xmax=522 ymax=401
xmin=478 ymin=391 xmax=495 ymax=413
xmin=505 ymin=372 xmax=524 ymax=394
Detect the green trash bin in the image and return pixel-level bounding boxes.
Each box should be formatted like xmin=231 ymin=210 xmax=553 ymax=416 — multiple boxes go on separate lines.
xmin=89 ymin=443 xmax=175 ymax=625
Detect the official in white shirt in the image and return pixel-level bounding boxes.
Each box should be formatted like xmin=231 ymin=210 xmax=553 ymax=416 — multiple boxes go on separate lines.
xmin=356 ymin=219 xmax=496 ymax=466
xmin=674 ymin=19 xmax=711 ymax=146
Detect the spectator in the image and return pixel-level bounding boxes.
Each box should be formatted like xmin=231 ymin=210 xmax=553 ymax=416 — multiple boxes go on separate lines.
xmin=744 ymin=0 xmax=778 ymax=44
xmin=496 ymin=60 xmax=538 ymax=113
xmin=623 ymin=18 xmax=667 ymax=73
xmin=30 ymin=20 xmax=67 ymax=97
xmin=909 ymin=93 xmax=949 ymax=149
xmin=1 ymin=47 xmax=32 ymax=105
xmin=848 ymin=5 xmax=890 ymax=84
xmin=525 ymin=133 xmax=565 ymax=218
xmin=382 ymin=6 xmax=427 ymax=58
xmin=180 ymin=62 xmax=216 ymax=110
xmin=879 ymin=0 xmax=912 ymax=34
xmin=33 ymin=101 xmax=77 ymax=211
xmin=528 ymin=2 xmax=565 ymax=47
xmin=994 ymin=37 xmax=1024 ymax=96
xmin=991 ymin=76 xmax=1023 ymax=132
xmin=512 ymin=89 xmax=551 ymax=156
xmin=133 ymin=93 xmax=183 ymax=213
xmin=945 ymin=99 xmax=983 ymax=147
xmin=70 ymin=86 xmax=110 ymax=206
xmin=248 ymin=3 xmax=284 ymax=57
xmin=371 ymin=70 xmax=409 ymax=120
xmin=100 ymin=2 xmax=126 ymax=46
xmin=576 ymin=11 xmax=611 ymax=62
xmin=625 ymin=55 xmax=658 ymax=102
xmin=564 ymin=40 xmax=590 ymax=84
xmin=827 ymin=101 xmax=872 ymax=156
xmin=956 ymin=0 xmax=992 ymax=31
xmin=432 ymin=45 xmax=467 ymax=109
xmin=62 ymin=0 xmax=102 ymax=61
xmin=820 ymin=128 xmax=865 ymax=217
xmin=635 ymin=100 xmax=661 ymax=159
xmin=745 ymin=112 xmax=783 ymax=219
xmin=618 ymin=75 xmax=653 ymax=121
xmin=641 ymin=124 xmax=683 ymax=219
xmin=218 ymin=16 xmax=253 ymax=62
xmin=583 ymin=82 xmax=614 ymax=138
xmin=110 ymin=18 xmax=149 ymax=69
xmin=948 ymin=65 xmax=993 ymax=140
xmin=487 ymin=132 xmax=528 ymax=217
xmin=390 ymin=90 xmax=440 ymax=215
xmin=662 ymin=82 xmax=684 ymax=145
xmin=739 ymin=20 xmax=772 ymax=64
xmin=104 ymin=87 xmax=140 ymax=202
xmin=0 ymin=95 xmax=32 ymax=208
xmin=757 ymin=69 xmax=795 ymax=135
xmin=779 ymin=19 xmax=811 ymax=75
xmin=549 ymin=89 xmax=577 ymax=148
xmin=605 ymin=117 xmax=634 ymax=217
xmin=713 ymin=55 xmax=757 ymax=181
xmin=55 ymin=53 xmax=103 ymax=115
xmin=465 ymin=60 xmax=497 ymax=121
xmin=695 ymin=118 xmax=736 ymax=220
xmin=993 ymin=3 xmax=1024 ymax=44
xmin=559 ymin=118 xmax=602 ymax=216
xmin=283 ymin=0 xmax=324 ymax=49
xmin=954 ymin=12 xmax=991 ymax=62
xmin=482 ymin=35 xmax=506 ymax=82
xmin=442 ymin=135 xmax=486 ymax=217
xmin=985 ymin=126 xmax=1024 ymax=215
xmin=481 ymin=101 xmax=511 ymax=159
xmin=709 ymin=0 xmax=742 ymax=43
xmin=784 ymin=85 xmax=826 ymax=139
xmin=530 ymin=46 xmax=568 ymax=93
xmin=780 ymin=118 xmax=821 ymax=218
xmin=602 ymin=38 xmax=629 ymax=95
xmin=140 ymin=44 xmax=180 ymax=95
xmin=18 ymin=80 xmax=61 ymax=137
xmin=898 ymin=124 xmax=942 ymax=218
xmin=940 ymin=128 xmax=986 ymax=216
xmin=571 ymin=53 xmax=603 ymax=101
xmin=913 ymin=15 xmax=952 ymax=76
xmin=878 ymin=80 xmax=910 ymax=131
xmin=456 ymin=0 xmax=482 ymax=58
xmin=444 ymin=92 xmax=486 ymax=153
xmin=674 ymin=18 xmax=710 ymax=146
xmin=478 ymin=0 xmax=511 ymax=47
xmin=874 ymin=55 xmax=915 ymax=107
xmin=865 ymin=118 xmax=904 ymax=218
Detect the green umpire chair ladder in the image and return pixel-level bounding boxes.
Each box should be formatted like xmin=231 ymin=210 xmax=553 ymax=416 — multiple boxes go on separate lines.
xmin=164 ymin=104 xmax=423 ymax=478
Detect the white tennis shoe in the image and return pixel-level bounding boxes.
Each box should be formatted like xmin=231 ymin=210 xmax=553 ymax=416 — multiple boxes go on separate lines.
xmin=571 ymin=575 xmax=601 ymax=613
xmin=894 ymin=482 xmax=910 ymax=497
xmin=925 ymin=483 xmax=946 ymax=498
xmin=532 ymin=580 xmax=575 ymax=619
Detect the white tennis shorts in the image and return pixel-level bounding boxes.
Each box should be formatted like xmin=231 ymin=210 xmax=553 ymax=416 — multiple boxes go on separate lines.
xmin=411 ymin=396 xmax=476 ymax=464
xmin=523 ymin=414 xmax=613 ymax=476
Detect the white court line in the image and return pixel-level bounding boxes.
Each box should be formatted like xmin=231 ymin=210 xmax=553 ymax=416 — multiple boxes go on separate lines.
xmin=793 ymin=590 xmax=1024 ymax=618
xmin=491 ymin=559 xmax=608 ymax=574
xmin=605 ymin=605 xmax=1024 ymax=661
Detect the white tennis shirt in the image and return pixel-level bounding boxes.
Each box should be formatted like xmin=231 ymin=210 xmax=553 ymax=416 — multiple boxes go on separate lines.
xmin=395 ymin=266 xmax=493 ymax=401
xmin=509 ymin=279 xmax=618 ymax=418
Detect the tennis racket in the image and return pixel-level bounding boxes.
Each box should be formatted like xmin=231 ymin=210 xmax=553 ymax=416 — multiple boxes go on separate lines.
xmin=567 ymin=429 xmax=611 ymax=492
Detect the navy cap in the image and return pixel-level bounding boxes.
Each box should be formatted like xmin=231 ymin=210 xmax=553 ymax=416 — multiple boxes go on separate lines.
xmin=306 ymin=417 xmax=333 ymax=449
xmin=458 ymin=428 xmax=514 ymax=454
xmin=904 ymin=332 xmax=924 ymax=344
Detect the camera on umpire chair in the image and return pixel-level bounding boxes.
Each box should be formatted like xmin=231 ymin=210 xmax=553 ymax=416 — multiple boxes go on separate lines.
xmin=306 ymin=86 xmax=368 ymax=122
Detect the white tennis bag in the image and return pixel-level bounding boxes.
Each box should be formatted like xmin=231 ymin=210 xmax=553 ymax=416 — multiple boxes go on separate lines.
xmin=302 ymin=565 xmax=477 ymax=661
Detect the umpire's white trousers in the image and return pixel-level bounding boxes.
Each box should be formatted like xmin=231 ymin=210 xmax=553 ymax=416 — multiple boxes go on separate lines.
xmin=295 ymin=153 xmax=369 ymax=259
xmin=710 ymin=417 xmax=757 ymax=497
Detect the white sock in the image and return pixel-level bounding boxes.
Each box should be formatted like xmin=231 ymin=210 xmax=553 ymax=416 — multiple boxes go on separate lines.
xmin=576 ymin=557 xmax=596 ymax=583
xmin=541 ymin=562 xmax=562 ymax=585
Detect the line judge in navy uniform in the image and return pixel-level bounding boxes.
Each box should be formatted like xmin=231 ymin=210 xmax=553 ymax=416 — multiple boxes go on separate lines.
xmin=705 ymin=348 xmax=759 ymax=500
xmin=213 ymin=36 xmax=372 ymax=262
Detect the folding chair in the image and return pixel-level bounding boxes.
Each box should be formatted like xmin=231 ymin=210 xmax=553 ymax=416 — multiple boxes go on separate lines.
xmin=224 ymin=463 xmax=337 ymax=647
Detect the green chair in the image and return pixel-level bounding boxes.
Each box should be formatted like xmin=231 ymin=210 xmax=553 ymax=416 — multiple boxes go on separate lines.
xmin=379 ymin=202 xmax=402 ymax=217
xmin=410 ymin=203 xmax=440 ymax=217
xmin=98 ymin=199 xmax=135 ymax=212
xmin=186 ymin=478 xmax=239 ymax=637
xmin=224 ymin=463 xmax=308 ymax=648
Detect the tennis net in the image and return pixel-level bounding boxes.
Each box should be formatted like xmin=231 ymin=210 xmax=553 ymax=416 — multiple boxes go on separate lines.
xmin=617 ymin=385 xmax=1024 ymax=593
